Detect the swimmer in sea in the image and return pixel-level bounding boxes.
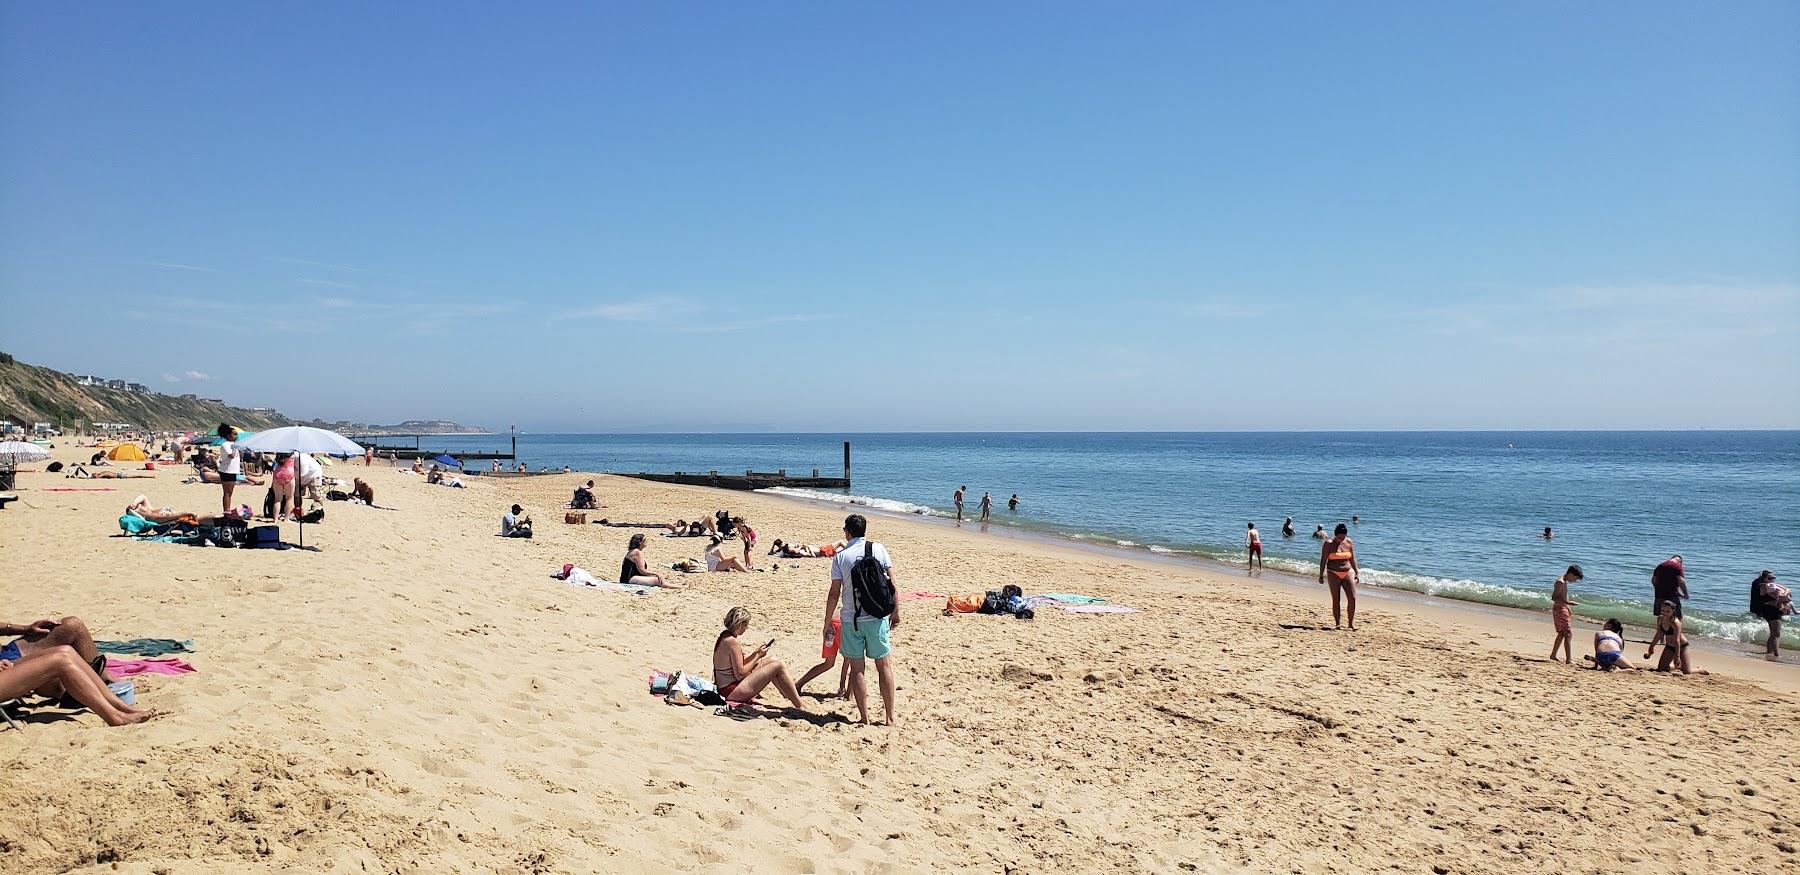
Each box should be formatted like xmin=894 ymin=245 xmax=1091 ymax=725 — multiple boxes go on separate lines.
xmin=1008 ymin=493 xmax=1019 ymax=512
xmin=1542 ymin=526 xmax=1554 ymax=539
xmin=1282 ymin=517 xmax=1295 ymax=538
xmin=1318 ymin=523 xmax=1359 ymax=630
xmin=1312 ymin=524 xmax=1326 ymax=540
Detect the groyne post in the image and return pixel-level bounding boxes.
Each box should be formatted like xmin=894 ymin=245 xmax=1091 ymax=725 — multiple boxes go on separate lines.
xmin=843 ymin=441 xmax=851 ymax=485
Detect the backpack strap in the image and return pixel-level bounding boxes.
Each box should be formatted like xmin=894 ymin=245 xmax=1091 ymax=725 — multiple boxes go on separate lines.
xmin=864 ymin=541 xmax=873 ymax=560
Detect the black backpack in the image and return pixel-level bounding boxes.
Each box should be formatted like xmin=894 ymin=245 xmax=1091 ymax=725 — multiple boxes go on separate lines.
xmin=850 ymin=541 xmax=896 ymax=620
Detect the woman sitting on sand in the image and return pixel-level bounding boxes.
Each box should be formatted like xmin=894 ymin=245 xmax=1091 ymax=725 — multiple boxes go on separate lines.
xmin=0 ymin=645 xmax=165 ymax=726
xmin=621 ymin=533 xmax=682 ymax=589
xmin=352 ymin=477 xmax=376 ymax=507
xmin=712 ymin=607 xmax=806 ymax=711
xmin=1584 ymin=619 xmax=1636 ymax=671
xmin=705 ymin=536 xmax=751 ymax=572
xmin=1644 ymin=600 xmax=1707 ymax=674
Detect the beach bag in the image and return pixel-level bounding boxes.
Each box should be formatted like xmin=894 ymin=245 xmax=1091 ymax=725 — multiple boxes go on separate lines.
xmin=326 ymin=489 xmax=350 ymax=501
xmin=850 ymin=542 xmax=896 ymax=619
xmin=247 ymin=525 xmax=281 ymax=548
xmin=1001 ymin=584 xmax=1023 ymax=601
xmin=565 ymin=512 xmax=587 ymax=525
xmin=300 ymin=507 xmax=324 ymax=524
xmin=979 ymin=591 xmax=1005 ymax=615
xmin=262 ymin=488 xmax=276 ymax=518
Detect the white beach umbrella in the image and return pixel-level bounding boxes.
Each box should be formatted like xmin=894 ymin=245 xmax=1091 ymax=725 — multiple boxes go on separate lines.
xmin=0 ymin=440 xmax=51 ymax=467
xmin=235 ymin=427 xmax=364 ymax=548
xmin=237 ymin=426 xmax=365 ymax=457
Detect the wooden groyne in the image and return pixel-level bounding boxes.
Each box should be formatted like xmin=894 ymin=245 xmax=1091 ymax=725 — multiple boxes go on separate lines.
xmin=615 ymin=441 xmax=852 ymax=492
xmin=350 ymin=433 xmax=517 ymax=461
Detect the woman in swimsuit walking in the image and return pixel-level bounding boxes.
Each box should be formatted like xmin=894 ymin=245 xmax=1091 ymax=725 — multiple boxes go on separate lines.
xmin=1318 ymin=523 xmax=1360 ymax=630
xmin=712 ymin=607 xmax=806 ymax=710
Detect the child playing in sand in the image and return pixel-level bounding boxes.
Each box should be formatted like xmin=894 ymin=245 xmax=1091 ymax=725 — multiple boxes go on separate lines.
xmin=1583 ymin=618 xmax=1636 ymax=671
xmin=1549 ymin=564 xmax=1583 ymax=664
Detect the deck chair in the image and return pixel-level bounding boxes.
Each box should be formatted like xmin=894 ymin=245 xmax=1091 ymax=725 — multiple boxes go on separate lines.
xmin=1 ymin=699 xmax=23 ymax=732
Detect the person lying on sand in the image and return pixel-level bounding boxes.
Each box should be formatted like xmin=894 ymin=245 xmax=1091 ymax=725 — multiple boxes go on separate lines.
xmin=768 ymin=539 xmax=819 ymax=558
xmin=705 ymin=536 xmax=751 ymax=572
xmin=2 ymin=616 xmax=119 ymax=687
xmin=123 ymin=496 xmax=220 ymax=526
xmin=0 ymin=646 xmax=165 ymax=726
xmin=665 ymin=519 xmax=707 ymax=536
xmin=66 ymin=466 xmax=152 ymax=479
xmin=1583 ymin=619 xmax=1637 ymax=671
xmin=194 ymin=467 xmax=265 ymax=486
xmin=621 ymin=533 xmax=683 ymax=589
xmin=713 ymin=607 xmax=806 ymax=711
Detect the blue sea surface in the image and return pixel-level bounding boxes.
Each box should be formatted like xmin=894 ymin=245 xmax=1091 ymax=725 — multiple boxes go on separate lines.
xmin=419 ymin=431 xmax=1799 ymax=645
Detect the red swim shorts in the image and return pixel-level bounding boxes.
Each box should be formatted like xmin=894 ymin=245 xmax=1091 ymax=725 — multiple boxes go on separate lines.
xmin=1553 ymin=604 xmax=1572 ymax=635
xmin=822 ymin=616 xmax=843 ymax=659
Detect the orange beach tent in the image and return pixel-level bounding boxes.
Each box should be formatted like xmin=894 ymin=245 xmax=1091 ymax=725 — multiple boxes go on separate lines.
xmin=105 ymin=443 xmax=148 ymax=462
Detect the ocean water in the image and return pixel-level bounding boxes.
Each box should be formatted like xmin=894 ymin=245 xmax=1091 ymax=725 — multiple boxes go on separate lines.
xmin=422 ymin=431 xmax=1800 ymax=646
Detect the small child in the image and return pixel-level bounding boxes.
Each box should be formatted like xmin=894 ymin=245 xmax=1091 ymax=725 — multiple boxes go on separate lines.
xmin=1549 ymin=564 xmax=1583 ymax=664
xmin=794 ymin=616 xmax=850 ymax=699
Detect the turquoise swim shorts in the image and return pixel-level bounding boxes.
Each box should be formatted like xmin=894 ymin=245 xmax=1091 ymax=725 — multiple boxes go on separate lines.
xmin=839 ymin=617 xmax=891 ymax=660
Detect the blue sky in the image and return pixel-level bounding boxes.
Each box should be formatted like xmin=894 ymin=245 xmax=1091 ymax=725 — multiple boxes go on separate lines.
xmin=2 ymin=3 xmax=1796 ymax=431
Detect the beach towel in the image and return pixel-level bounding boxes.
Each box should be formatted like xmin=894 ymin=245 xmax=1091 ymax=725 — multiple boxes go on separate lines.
xmin=1058 ymin=605 xmax=1139 ymax=614
xmin=559 ymin=566 xmax=657 ymax=595
xmin=106 ymin=658 xmax=197 ymax=676
xmin=44 ymin=487 xmax=117 ymax=492
xmin=96 ymin=639 xmax=195 ymax=657
xmin=897 ymin=591 xmax=947 ymax=602
xmin=1036 ymin=593 xmax=1106 ymax=605
xmin=944 ymin=593 xmax=985 ymax=613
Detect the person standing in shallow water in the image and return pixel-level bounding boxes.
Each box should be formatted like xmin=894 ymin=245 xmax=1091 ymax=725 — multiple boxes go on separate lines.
xmin=1246 ymin=522 xmax=1263 ymax=571
xmin=953 ymin=485 xmax=965 ymax=521
xmin=1318 ymin=523 xmax=1359 ymax=630
xmin=1007 ymin=494 xmax=1019 ymax=512
xmin=1282 ymin=517 xmax=1295 ymax=538
xmin=978 ymin=491 xmax=991 ymax=521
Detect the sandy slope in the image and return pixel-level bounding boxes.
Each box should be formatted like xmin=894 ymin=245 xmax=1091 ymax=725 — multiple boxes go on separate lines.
xmin=1 ymin=450 xmax=1795 ymax=873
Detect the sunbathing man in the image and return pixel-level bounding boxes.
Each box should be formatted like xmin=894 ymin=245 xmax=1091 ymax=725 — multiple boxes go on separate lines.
xmin=123 ymin=496 xmax=219 ymax=525
xmin=2 ymin=617 xmax=121 ymax=690
xmin=66 ymin=466 xmax=153 ymax=480
xmin=195 ymin=467 xmax=265 ymax=486
xmin=769 ymin=539 xmax=819 ymax=558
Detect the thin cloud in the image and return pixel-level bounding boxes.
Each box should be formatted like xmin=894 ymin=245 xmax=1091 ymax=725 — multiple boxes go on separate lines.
xmin=680 ymin=314 xmax=834 ymax=333
xmin=269 ymin=256 xmax=363 ymax=273
xmin=161 ymin=372 xmax=182 ymax=383
xmin=184 ymin=369 xmax=211 ymax=381
xmin=563 ymin=297 xmax=692 ymax=322
xmin=146 ymin=261 xmax=219 ymax=273
xmin=296 ymin=277 xmax=358 ymax=289
xmin=318 ymin=297 xmax=355 ymax=308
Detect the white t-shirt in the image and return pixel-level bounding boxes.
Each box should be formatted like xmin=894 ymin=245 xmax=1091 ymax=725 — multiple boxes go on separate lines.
xmin=217 ymin=441 xmax=241 ymax=475
xmin=501 ymin=513 xmax=520 ymax=535
xmin=830 ymin=537 xmax=893 ymax=622
xmin=295 ymin=453 xmax=322 ymax=483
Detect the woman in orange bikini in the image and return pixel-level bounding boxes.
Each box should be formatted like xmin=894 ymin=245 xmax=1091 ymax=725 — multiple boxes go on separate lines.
xmin=1318 ymin=523 xmax=1360 ymax=630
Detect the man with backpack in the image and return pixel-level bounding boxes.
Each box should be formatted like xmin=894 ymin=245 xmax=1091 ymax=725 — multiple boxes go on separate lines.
xmin=825 ymin=513 xmax=899 ymax=726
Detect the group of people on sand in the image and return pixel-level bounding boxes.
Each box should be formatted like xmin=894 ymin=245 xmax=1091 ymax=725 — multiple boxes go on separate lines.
xmin=0 ymin=615 xmax=165 ymax=727
xmin=951 ymin=485 xmax=1019 ymax=522
xmin=705 ymin=514 xmax=900 ymax=725
xmin=1564 ymin=556 xmax=1793 ymax=671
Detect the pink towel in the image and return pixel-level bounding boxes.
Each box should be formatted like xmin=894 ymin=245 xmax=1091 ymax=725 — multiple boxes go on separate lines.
xmin=897 ymin=591 xmax=948 ymax=602
xmin=1059 ymin=605 xmax=1139 ymax=614
xmin=107 ymin=658 xmax=196 ymax=676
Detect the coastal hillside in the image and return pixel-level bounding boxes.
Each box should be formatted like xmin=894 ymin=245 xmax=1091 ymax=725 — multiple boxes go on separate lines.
xmin=0 ymin=352 xmax=292 ymax=432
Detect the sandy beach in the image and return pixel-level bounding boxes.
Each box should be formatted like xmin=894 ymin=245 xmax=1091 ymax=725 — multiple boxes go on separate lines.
xmin=2 ymin=447 xmax=1796 ymax=873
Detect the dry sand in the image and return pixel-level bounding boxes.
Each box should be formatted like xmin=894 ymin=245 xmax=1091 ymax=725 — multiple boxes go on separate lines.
xmin=2 ymin=447 xmax=1797 ymax=873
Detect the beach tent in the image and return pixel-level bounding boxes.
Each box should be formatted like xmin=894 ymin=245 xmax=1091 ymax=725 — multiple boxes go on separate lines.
xmin=106 ymin=443 xmax=148 ymax=462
